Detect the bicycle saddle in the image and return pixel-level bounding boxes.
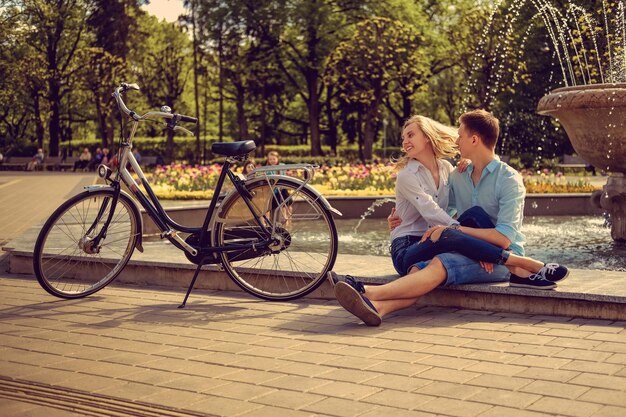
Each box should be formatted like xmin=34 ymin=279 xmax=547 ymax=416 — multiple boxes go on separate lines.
xmin=212 ymin=140 xmax=256 ymax=156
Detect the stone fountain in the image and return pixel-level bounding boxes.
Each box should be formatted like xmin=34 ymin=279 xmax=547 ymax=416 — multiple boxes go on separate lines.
xmin=537 ymin=84 xmax=626 ymax=241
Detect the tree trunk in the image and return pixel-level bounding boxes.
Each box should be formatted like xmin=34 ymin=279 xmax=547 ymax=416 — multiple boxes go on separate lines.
xmin=402 ymin=93 xmax=412 ymax=121
xmin=306 ymin=68 xmax=323 ymax=156
xmin=166 ymin=128 xmax=175 ymax=162
xmin=48 ymin=78 xmax=61 ymax=157
xmin=235 ymin=82 xmax=248 ymax=140
xmin=326 ymin=85 xmax=337 ymax=154
xmin=192 ymin=0 xmax=201 ymax=163
xmin=357 ymin=110 xmax=364 ymax=161
xmin=95 ymin=100 xmax=109 ymax=148
xmin=33 ymin=93 xmax=45 ymax=149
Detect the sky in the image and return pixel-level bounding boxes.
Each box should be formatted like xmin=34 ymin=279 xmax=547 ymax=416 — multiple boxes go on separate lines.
xmin=141 ymin=0 xmax=186 ymax=22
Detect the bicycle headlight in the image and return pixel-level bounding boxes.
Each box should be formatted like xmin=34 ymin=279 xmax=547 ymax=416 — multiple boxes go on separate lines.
xmin=98 ymin=164 xmax=112 ymax=180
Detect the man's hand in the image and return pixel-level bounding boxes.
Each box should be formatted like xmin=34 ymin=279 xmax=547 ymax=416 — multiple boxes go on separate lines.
xmin=456 ymin=158 xmax=471 ymax=173
xmin=421 ymin=225 xmax=446 ymax=242
xmin=388 ymin=208 xmax=402 ymax=231
xmin=480 ymin=261 xmax=494 ymax=273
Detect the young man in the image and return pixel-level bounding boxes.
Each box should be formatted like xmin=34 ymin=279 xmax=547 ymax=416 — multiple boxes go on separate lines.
xmin=329 ymin=109 xmax=567 ymax=326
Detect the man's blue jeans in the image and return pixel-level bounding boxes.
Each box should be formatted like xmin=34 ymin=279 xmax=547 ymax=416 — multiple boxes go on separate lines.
xmin=391 ymin=206 xmax=511 ymax=275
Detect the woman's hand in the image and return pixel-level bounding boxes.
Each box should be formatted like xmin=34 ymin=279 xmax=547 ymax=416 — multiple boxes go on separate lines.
xmin=388 ymin=208 xmax=401 ymax=231
xmin=456 ymin=158 xmax=471 ymax=173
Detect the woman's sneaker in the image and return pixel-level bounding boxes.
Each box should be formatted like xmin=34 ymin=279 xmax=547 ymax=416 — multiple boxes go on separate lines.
xmin=509 ymin=273 xmax=556 ymax=290
xmin=534 ymin=263 xmax=569 ymax=282
xmin=334 ymin=280 xmax=381 ymax=326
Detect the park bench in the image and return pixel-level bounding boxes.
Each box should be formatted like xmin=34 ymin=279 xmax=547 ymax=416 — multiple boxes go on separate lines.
xmin=141 ymin=156 xmax=159 ymax=169
xmin=0 ymin=156 xmax=35 ymax=171
xmin=44 ymin=156 xmax=79 ymax=171
xmin=557 ymin=154 xmax=587 ymax=171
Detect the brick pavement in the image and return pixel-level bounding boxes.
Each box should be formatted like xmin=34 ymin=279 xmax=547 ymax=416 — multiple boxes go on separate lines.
xmin=0 ymin=172 xmax=95 ymax=247
xmin=1 ymin=271 xmax=625 ymax=417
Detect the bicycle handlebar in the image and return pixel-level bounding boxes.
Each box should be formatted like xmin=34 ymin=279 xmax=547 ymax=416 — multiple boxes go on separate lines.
xmin=113 ymin=83 xmax=198 ymax=128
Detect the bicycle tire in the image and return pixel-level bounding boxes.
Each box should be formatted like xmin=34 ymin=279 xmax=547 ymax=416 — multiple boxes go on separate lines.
xmin=214 ymin=177 xmax=338 ymax=301
xmin=33 ymin=189 xmax=140 ymax=299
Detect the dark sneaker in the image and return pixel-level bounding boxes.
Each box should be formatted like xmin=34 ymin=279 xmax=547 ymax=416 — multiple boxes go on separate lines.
xmin=533 ymin=263 xmax=569 ymax=282
xmin=509 ymin=273 xmax=556 ymax=290
xmin=334 ymin=281 xmax=381 ymax=326
xmin=327 ymin=271 xmax=365 ymax=293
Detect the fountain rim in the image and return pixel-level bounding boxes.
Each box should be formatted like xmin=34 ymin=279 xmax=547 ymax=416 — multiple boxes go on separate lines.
xmin=546 ymin=83 xmax=626 ymax=94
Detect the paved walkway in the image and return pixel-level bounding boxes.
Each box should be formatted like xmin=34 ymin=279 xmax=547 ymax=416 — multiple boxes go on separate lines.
xmin=1 ymin=269 xmax=626 ymax=417
xmin=0 ymin=172 xmax=96 ymax=248
xmin=1 ymin=171 xmax=625 ymax=416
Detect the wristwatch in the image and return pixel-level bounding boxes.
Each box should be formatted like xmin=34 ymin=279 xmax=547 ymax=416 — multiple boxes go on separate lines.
xmin=448 ymin=223 xmax=461 ymax=230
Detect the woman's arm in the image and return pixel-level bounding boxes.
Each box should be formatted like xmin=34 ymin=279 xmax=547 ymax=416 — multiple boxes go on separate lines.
xmin=396 ymin=170 xmax=456 ymax=227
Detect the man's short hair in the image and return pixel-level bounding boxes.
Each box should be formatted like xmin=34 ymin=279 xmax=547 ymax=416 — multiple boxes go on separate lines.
xmin=459 ymin=109 xmax=500 ymax=149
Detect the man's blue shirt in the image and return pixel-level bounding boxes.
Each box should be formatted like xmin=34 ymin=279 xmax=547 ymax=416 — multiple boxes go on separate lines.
xmin=449 ymin=159 xmax=526 ymax=255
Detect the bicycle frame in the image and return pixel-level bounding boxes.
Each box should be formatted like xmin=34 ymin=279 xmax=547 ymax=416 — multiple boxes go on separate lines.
xmin=104 ymin=87 xmax=324 ymax=262
xmin=33 ymin=84 xmax=341 ymax=306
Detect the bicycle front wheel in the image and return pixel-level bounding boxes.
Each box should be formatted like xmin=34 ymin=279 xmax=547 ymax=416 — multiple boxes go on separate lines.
xmin=33 ymin=189 xmax=139 ymax=299
xmin=215 ymin=178 xmax=338 ymax=301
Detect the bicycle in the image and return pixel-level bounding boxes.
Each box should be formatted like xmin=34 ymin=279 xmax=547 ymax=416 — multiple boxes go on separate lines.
xmin=33 ymin=83 xmax=340 ymax=307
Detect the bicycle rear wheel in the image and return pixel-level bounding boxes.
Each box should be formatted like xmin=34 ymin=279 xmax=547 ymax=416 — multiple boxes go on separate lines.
xmin=215 ymin=178 xmax=338 ymax=301
xmin=33 ymin=189 xmax=139 ymax=298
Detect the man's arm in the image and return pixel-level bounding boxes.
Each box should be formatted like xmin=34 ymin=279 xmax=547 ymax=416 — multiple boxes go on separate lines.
xmin=448 ymin=225 xmax=511 ymax=249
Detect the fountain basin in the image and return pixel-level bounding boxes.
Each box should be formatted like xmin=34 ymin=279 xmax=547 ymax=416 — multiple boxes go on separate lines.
xmin=537 ymin=83 xmax=626 ymax=173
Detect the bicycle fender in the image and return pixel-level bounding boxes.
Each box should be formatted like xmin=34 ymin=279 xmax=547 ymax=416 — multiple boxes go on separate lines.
xmin=83 ymin=185 xmax=145 ymax=253
xmin=245 ymin=175 xmax=343 ymax=217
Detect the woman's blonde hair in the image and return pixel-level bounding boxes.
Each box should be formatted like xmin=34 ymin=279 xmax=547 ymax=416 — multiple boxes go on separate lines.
xmin=394 ymin=115 xmax=459 ymax=171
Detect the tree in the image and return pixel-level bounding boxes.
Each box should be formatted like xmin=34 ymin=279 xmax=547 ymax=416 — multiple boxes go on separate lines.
xmin=21 ymin=0 xmax=90 ymax=157
xmin=276 ymin=0 xmax=369 ymax=156
xmin=326 ymin=17 xmax=431 ymax=160
xmin=86 ymin=0 xmax=145 ymax=148
xmin=137 ymin=16 xmax=192 ymax=161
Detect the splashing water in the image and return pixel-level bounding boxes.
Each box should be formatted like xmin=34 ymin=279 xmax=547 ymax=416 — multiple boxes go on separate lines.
xmin=464 ymin=0 xmax=626 ymax=111
xmin=353 ymin=198 xmax=396 ymax=233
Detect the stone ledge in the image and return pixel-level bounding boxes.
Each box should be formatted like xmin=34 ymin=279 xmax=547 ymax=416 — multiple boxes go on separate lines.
xmin=9 ymin=247 xmax=626 ymax=320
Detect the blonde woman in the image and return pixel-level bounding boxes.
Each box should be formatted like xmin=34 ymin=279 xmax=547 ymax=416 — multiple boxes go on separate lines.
xmin=387 ymin=115 xmax=460 ymax=275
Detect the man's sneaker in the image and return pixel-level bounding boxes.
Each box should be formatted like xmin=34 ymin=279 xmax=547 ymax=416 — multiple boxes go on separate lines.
xmin=327 ymin=271 xmax=365 ymax=293
xmin=509 ymin=273 xmax=556 ymax=290
xmin=533 ymin=263 xmax=569 ymax=282
xmin=334 ymin=281 xmax=381 ymax=326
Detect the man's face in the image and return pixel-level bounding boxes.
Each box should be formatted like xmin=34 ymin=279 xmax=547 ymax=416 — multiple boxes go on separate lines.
xmin=456 ymin=123 xmax=473 ymax=159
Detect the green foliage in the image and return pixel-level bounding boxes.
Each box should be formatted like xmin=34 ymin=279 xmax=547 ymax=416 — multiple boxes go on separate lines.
xmin=1 ymin=0 xmax=616 ymax=165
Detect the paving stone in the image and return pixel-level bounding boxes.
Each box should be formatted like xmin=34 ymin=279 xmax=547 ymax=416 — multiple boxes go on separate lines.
xmin=261 ymin=374 xmax=330 ymax=392
xmin=520 ymin=379 xmax=591 ymax=399
xmin=416 ymin=381 xmax=484 ymax=400
xmin=308 ymin=380 xmax=382 ymax=400
xmin=251 ymin=389 xmax=325 ymax=409
xmin=416 ymin=397 xmax=493 ymax=417
xmin=590 ymin=405 xmax=626 ymax=417
xmin=361 ymin=389 xmax=434 ymax=410
xmin=301 ymin=396 xmax=378 ymax=417
xmin=527 ymin=397 xmax=603 ymax=417
xmin=561 ymin=360 xmax=624 ymax=375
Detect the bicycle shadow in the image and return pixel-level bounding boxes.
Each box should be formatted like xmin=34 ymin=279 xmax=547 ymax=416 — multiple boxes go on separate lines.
xmin=0 ymin=287 xmax=330 ymax=332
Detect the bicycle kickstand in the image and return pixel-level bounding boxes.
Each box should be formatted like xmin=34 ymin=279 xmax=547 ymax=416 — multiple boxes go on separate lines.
xmin=179 ymin=263 xmax=203 ymax=308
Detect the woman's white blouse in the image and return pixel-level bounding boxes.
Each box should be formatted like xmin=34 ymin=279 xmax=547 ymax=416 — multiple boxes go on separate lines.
xmin=390 ymin=158 xmax=457 ymax=241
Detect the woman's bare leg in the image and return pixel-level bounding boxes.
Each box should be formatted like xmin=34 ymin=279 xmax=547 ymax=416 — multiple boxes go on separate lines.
xmin=363 ymin=257 xmax=447 ymax=302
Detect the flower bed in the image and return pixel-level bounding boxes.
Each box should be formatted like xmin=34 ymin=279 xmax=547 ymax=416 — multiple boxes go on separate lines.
xmin=146 ymin=163 xmax=600 ymax=200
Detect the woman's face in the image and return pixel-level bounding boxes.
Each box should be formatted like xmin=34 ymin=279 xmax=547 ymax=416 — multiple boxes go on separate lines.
xmin=401 ymin=123 xmax=432 ymax=159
